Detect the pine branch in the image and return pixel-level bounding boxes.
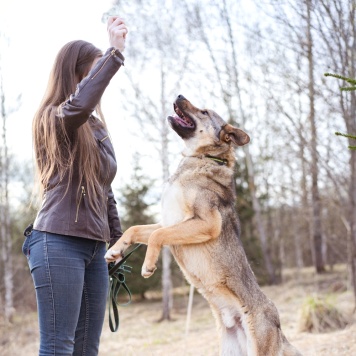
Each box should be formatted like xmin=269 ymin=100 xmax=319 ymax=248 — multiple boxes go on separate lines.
xmin=324 ymin=72 xmax=356 ymax=86
xmin=340 ymin=87 xmax=356 ymax=92
xmin=335 ymin=132 xmax=356 ymax=140
xmin=326 ymin=76 xmax=356 ymax=150
xmin=324 ymin=73 xmax=356 ymax=91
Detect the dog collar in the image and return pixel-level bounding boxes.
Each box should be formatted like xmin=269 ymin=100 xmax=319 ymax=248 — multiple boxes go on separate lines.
xmin=205 ymin=155 xmax=228 ymax=166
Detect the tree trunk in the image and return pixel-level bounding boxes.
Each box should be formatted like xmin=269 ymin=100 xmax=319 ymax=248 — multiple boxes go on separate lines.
xmin=290 ymin=165 xmax=304 ymax=270
xmin=306 ymin=0 xmax=325 ymax=273
xmin=244 ymin=148 xmax=277 ymax=283
xmin=349 ymin=151 xmax=356 ymax=301
xmin=221 ymin=0 xmax=277 ymax=283
xmin=0 ymin=75 xmax=14 ymax=322
xmin=159 ymin=64 xmax=173 ymax=320
xmin=347 ymin=0 xmax=356 ymax=307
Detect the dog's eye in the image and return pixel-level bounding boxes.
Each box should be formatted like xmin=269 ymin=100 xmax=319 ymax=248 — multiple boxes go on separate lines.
xmin=201 ymin=110 xmax=208 ymax=115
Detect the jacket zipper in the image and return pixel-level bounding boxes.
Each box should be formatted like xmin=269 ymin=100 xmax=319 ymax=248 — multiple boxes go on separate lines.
xmin=91 ymin=49 xmax=116 ymax=80
xmin=75 ymin=186 xmax=86 ymax=222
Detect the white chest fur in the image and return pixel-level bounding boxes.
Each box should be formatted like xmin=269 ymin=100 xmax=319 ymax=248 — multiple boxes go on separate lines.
xmin=161 ymin=181 xmax=187 ymax=227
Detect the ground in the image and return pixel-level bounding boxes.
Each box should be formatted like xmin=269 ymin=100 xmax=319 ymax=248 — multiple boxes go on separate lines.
xmin=1 ymin=265 xmax=356 ymax=355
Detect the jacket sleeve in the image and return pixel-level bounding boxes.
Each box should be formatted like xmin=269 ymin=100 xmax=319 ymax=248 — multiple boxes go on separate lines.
xmin=58 ymin=47 xmax=125 ymax=131
xmin=107 ymin=186 xmax=123 ymax=248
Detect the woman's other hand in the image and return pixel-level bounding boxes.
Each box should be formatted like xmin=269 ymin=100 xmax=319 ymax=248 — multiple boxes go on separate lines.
xmin=107 ymin=16 xmax=128 ymax=53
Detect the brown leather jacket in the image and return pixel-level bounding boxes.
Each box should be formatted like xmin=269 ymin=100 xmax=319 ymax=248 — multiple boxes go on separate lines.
xmin=33 ymin=47 xmax=124 ymax=247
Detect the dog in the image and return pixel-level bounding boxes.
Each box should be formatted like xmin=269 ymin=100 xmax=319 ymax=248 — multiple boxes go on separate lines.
xmin=105 ymin=95 xmax=301 ymax=356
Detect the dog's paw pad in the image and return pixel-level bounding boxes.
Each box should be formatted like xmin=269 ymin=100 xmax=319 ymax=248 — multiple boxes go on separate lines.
xmin=141 ymin=265 xmax=157 ymax=278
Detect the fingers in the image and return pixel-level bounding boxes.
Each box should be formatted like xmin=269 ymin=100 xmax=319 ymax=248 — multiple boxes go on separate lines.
xmin=107 ymin=16 xmax=128 ymax=36
xmin=107 ymin=16 xmax=125 ymax=28
xmin=110 ymin=25 xmax=128 ymax=39
xmin=104 ymin=249 xmax=122 ymax=263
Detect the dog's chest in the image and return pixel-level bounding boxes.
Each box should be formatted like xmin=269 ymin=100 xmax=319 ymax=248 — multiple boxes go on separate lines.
xmin=161 ymin=181 xmax=187 ymax=226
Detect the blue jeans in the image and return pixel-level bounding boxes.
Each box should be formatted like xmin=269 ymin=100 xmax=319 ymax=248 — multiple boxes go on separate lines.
xmin=22 ymin=230 xmax=109 ymax=356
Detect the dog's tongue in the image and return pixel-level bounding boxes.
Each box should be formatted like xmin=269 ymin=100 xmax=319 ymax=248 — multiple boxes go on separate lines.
xmin=174 ymin=114 xmax=194 ymax=128
xmin=172 ymin=104 xmax=194 ymax=128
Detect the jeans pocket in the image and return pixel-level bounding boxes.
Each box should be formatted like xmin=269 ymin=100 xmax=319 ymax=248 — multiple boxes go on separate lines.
xmin=22 ymin=233 xmax=32 ymax=257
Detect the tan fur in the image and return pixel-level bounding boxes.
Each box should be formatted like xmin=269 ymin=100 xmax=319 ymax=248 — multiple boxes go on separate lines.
xmin=107 ymin=96 xmax=302 ymax=356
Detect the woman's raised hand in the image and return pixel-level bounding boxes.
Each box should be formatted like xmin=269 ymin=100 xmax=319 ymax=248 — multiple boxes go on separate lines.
xmin=107 ymin=16 xmax=128 ymax=53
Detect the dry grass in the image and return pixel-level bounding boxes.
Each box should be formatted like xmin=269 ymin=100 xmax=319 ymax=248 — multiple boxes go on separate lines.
xmin=1 ymin=265 xmax=356 ymax=356
xmin=298 ymin=295 xmax=349 ymax=333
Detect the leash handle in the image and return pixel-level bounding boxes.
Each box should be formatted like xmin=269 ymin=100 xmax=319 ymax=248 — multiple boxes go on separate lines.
xmin=108 ymin=243 xmax=142 ymax=332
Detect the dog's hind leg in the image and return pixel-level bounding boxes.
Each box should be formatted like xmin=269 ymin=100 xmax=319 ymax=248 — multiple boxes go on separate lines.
xmin=281 ymin=336 xmax=302 ymax=356
xmin=212 ymin=307 xmax=247 ymax=356
xmin=220 ymin=321 xmax=247 ymax=356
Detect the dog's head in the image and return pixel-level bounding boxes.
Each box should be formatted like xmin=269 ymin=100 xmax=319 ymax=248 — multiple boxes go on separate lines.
xmin=167 ymin=95 xmax=250 ymax=157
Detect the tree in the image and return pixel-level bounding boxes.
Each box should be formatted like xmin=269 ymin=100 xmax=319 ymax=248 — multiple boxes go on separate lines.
xmin=324 ymin=72 xmax=356 ymax=304
xmin=119 ymin=153 xmax=156 ymax=230
xmin=8 ymin=159 xmax=38 ymax=312
xmin=234 ymin=161 xmax=269 ymax=283
xmin=255 ymin=0 xmax=326 ymax=273
xmin=0 ymin=71 xmax=13 ymax=322
xmin=312 ymin=0 xmax=356 ymax=304
xmin=117 ymin=153 xmax=161 ymax=298
xmin=305 ymin=0 xmax=325 ymax=273
xmin=0 ymin=33 xmax=32 ymax=319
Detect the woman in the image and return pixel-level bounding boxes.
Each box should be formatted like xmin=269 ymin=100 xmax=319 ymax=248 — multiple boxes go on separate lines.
xmin=22 ymin=16 xmax=128 ymax=356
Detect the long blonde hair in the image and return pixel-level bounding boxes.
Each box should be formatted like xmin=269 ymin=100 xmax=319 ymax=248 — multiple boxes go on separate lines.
xmin=33 ymin=40 xmax=105 ymax=211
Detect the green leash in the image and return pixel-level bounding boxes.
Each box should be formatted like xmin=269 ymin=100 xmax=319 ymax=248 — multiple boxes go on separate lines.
xmin=108 ymin=244 xmax=142 ymax=332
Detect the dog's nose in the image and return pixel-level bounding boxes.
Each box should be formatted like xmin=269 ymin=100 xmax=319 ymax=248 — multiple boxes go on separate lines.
xmin=177 ymin=94 xmax=186 ymax=101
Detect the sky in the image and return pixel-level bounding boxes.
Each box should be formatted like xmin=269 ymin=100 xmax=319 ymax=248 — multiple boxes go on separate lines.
xmin=0 ymin=0 xmax=142 ymax=189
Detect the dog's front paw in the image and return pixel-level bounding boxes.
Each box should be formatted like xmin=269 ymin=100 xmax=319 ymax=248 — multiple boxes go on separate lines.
xmin=105 ymin=240 xmax=130 ymax=263
xmin=104 ymin=249 xmax=124 ymax=263
xmin=141 ymin=264 xmax=157 ymax=278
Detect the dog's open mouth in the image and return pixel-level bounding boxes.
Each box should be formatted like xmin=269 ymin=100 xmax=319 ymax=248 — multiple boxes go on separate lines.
xmin=167 ymin=98 xmax=196 ymax=139
xmin=172 ymin=103 xmax=195 ymax=129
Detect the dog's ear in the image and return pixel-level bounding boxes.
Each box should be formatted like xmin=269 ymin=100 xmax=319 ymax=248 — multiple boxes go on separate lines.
xmin=220 ymin=124 xmax=250 ymax=146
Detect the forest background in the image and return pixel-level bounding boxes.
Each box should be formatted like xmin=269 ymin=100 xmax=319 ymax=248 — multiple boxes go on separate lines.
xmin=1 ymin=0 xmax=356 ymax=354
